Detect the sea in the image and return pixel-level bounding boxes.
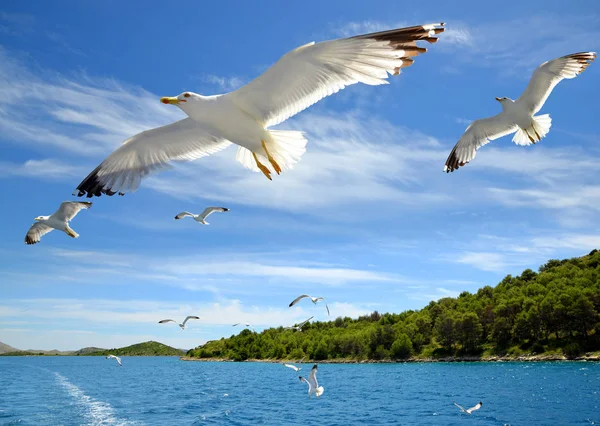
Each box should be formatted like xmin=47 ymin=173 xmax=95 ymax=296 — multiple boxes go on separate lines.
xmin=0 ymin=357 xmax=598 ymax=425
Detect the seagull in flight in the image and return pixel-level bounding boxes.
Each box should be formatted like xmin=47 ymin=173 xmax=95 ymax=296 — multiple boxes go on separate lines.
xmin=454 ymin=401 xmax=482 ymax=415
xmin=282 ymin=357 xmax=305 ymax=372
xmin=284 ymin=316 xmax=314 ymax=332
xmin=174 ymin=207 xmax=229 ymax=225
xmin=444 ymin=52 xmax=596 ymax=172
xmin=233 ymin=323 xmax=256 ymax=333
xmin=72 ymin=23 xmax=445 ymax=197
xmin=299 ymin=364 xmax=324 ymax=398
xmin=289 ymin=295 xmax=330 ymax=316
xmin=106 ymin=355 xmax=122 ymax=366
xmin=158 ymin=316 xmax=200 ymax=330
xmin=25 ymin=201 xmax=92 ymax=245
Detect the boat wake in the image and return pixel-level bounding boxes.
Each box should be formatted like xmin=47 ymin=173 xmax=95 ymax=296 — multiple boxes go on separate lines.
xmin=54 ymin=372 xmax=141 ymax=425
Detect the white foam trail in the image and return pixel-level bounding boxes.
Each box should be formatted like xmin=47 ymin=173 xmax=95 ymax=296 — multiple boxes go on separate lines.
xmin=54 ymin=372 xmax=141 ymax=425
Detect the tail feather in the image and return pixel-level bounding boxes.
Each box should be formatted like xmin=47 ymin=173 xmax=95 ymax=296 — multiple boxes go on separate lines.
xmin=236 ymin=130 xmax=307 ymax=173
xmin=316 ymin=386 xmax=324 ymax=397
xmin=512 ymin=114 xmax=552 ymax=146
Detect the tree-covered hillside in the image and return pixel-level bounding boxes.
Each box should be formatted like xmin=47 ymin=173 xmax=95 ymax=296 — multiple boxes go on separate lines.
xmin=188 ymin=250 xmax=600 ymax=361
xmin=85 ymin=341 xmax=184 ymax=356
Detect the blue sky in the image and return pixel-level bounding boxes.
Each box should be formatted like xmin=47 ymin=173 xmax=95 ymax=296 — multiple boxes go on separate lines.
xmin=1 ymin=1 xmax=599 ymax=351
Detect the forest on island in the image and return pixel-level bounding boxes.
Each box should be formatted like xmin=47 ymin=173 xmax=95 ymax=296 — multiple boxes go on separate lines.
xmin=187 ymin=250 xmax=600 ymax=361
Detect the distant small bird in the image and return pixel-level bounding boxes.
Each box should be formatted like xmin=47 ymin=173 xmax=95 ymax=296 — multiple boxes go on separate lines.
xmin=289 ymin=294 xmax=330 ymax=316
xmin=233 ymin=322 xmax=256 ymax=333
xmin=25 ymin=201 xmax=92 ymax=245
xmin=174 ymin=207 xmax=229 ymax=225
xmin=284 ymin=316 xmax=314 ymax=332
xmin=283 ymin=363 xmax=302 ymax=372
xmin=454 ymin=401 xmax=482 ymax=415
xmin=444 ymin=52 xmax=596 ymax=172
xmin=158 ymin=316 xmax=200 ymax=330
xmin=299 ymin=364 xmax=324 ymax=398
xmin=106 ymin=354 xmax=122 ymax=366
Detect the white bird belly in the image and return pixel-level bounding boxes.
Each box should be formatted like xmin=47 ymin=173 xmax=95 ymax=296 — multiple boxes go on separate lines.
xmin=187 ymin=96 xmax=269 ymax=152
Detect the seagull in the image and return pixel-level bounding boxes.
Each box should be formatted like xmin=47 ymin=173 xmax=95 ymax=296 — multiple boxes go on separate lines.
xmin=284 ymin=316 xmax=314 ymax=332
xmin=444 ymin=52 xmax=596 ymax=172
xmin=24 ymin=201 xmax=92 ymax=245
xmin=454 ymin=401 xmax=482 ymax=415
xmin=106 ymin=355 xmax=122 ymax=366
xmin=299 ymin=364 xmax=324 ymax=398
xmin=282 ymin=362 xmax=302 ymax=372
xmin=158 ymin=316 xmax=200 ymax=330
xmin=289 ymin=295 xmax=330 ymax=316
xmin=174 ymin=207 xmax=229 ymax=225
xmin=73 ymin=23 xmax=445 ymax=197
xmin=233 ymin=323 xmax=256 ymax=333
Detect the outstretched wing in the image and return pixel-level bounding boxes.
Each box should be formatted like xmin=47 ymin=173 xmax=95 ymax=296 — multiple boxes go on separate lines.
xmin=297 ymin=316 xmax=314 ymax=328
xmin=283 ymin=363 xmax=299 ymax=372
xmin=228 ymin=24 xmax=444 ymax=128
xmin=74 ymin=118 xmax=232 ymax=197
xmin=517 ymin=52 xmax=596 ymax=114
xmin=443 ymin=112 xmax=517 ymax=172
xmin=158 ymin=319 xmax=177 ymax=324
xmin=199 ymin=207 xmax=229 ymax=220
xmin=289 ymin=294 xmax=311 ymax=307
xmin=325 ymin=303 xmax=330 ymax=316
xmin=454 ymin=402 xmax=466 ymax=412
xmin=25 ymin=222 xmax=54 ymax=245
xmin=53 ymin=201 xmax=92 ymax=222
xmin=308 ymin=364 xmax=319 ymax=388
xmin=174 ymin=212 xmax=195 ymax=220
xmin=182 ymin=315 xmax=200 ymax=325
xmin=467 ymin=402 xmax=482 ymax=414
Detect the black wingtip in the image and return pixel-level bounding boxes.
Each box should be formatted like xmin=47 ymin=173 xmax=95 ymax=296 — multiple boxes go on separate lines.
xmin=288 ymin=303 xmax=293 ymax=307
xmin=75 ymin=164 xmax=119 ymax=198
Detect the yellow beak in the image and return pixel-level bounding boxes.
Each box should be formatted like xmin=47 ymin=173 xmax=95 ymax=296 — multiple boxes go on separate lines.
xmin=160 ymin=96 xmax=182 ymax=105
xmin=34 ymin=217 xmax=40 ymax=221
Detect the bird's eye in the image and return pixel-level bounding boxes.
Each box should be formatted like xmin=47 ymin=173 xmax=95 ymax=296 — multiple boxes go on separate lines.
xmin=184 ymin=93 xmax=191 ymax=98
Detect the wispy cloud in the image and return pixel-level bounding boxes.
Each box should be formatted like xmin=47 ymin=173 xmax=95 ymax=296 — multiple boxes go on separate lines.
xmin=201 ymin=74 xmax=244 ymax=91
xmin=0 ymin=159 xmax=85 ymax=180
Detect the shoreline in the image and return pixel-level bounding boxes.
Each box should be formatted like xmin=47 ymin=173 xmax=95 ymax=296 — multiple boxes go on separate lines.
xmin=180 ymin=353 xmax=600 ymax=363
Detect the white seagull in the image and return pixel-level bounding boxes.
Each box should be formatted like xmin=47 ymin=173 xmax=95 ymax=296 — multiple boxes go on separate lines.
xmin=284 ymin=316 xmax=314 ymax=332
xmin=174 ymin=207 xmax=229 ymax=225
xmin=25 ymin=201 xmax=92 ymax=245
xmin=444 ymin=52 xmax=596 ymax=172
xmin=283 ymin=363 xmax=302 ymax=372
xmin=158 ymin=316 xmax=200 ymax=330
xmin=454 ymin=401 xmax=482 ymax=415
xmin=233 ymin=323 xmax=256 ymax=333
xmin=289 ymin=295 xmax=330 ymax=316
xmin=106 ymin=355 xmax=122 ymax=366
xmin=299 ymin=364 xmax=324 ymax=398
xmin=73 ymin=23 xmax=445 ymax=197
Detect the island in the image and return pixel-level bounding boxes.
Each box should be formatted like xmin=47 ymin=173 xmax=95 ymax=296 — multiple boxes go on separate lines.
xmin=184 ymin=250 xmax=600 ymax=363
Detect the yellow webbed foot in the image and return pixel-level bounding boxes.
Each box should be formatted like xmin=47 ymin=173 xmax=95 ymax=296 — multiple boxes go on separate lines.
xmin=252 ymin=152 xmax=272 ymax=181
xmin=261 ymin=140 xmax=281 ymax=175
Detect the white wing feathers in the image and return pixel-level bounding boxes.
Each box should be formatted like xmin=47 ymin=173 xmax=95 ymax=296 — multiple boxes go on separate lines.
xmin=54 ymin=202 xmax=92 ymax=222
xmin=182 ymin=316 xmax=200 ymax=325
xmin=283 ymin=363 xmax=300 ymax=372
xmin=444 ymin=113 xmax=518 ymax=172
xmin=228 ymin=24 xmax=445 ymax=128
xmin=289 ymin=294 xmax=310 ymax=307
xmin=517 ymin=52 xmax=596 ymax=114
xmin=25 ymin=222 xmax=54 ymax=245
xmin=174 ymin=212 xmax=195 ymax=220
xmin=199 ymin=207 xmax=229 ymax=220
xmin=75 ymin=118 xmax=231 ymax=197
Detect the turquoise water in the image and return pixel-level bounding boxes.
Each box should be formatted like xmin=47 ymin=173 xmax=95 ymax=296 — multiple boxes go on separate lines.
xmin=0 ymin=357 xmax=598 ymax=425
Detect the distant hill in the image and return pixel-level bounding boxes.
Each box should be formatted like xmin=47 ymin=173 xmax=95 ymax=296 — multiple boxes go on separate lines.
xmin=187 ymin=250 xmax=600 ymax=361
xmin=85 ymin=341 xmax=185 ymax=356
xmin=0 ymin=341 xmax=182 ymax=356
xmin=0 ymin=342 xmax=18 ymax=354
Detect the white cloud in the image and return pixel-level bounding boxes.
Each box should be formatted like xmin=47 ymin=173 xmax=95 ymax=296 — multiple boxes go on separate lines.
xmin=0 ymin=159 xmax=84 ymax=180
xmin=0 ymin=297 xmax=370 ymax=350
xmin=456 ymin=251 xmax=507 ymax=272
xmin=201 ymin=74 xmax=244 ymax=91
